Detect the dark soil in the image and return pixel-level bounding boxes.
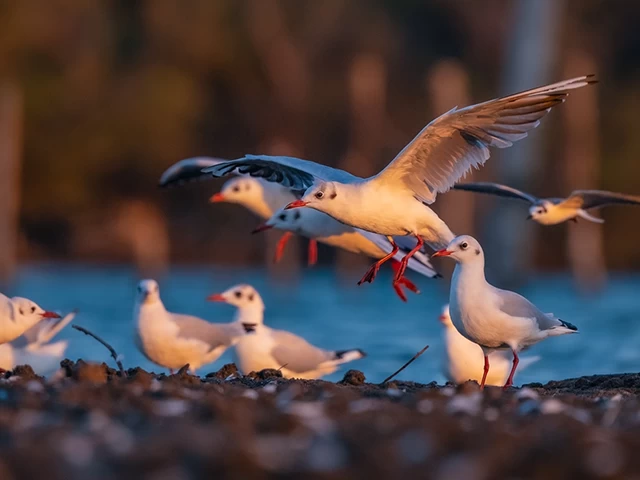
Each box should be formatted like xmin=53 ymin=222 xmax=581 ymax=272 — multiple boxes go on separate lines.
xmin=0 ymin=360 xmax=639 ymax=479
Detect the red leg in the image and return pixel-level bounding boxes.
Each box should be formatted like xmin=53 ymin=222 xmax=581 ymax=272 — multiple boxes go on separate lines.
xmin=391 ymin=260 xmax=420 ymax=302
xmin=392 ymin=235 xmax=424 ymax=285
xmin=480 ymin=354 xmax=489 ymax=390
xmin=307 ymin=239 xmax=318 ymax=266
xmin=169 ymin=368 xmax=175 ymax=375
xmin=274 ymin=232 xmax=294 ymax=263
xmin=503 ymin=349 xmax=519 ymax=389
xmin=357 ymin=238 xmax=399 ymax=285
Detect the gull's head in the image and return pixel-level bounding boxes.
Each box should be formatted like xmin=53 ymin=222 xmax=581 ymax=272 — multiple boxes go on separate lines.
xmin=438 ymin=304 xmax=453 ymax=327
xmin=285 ymin=182 xmax=339 ymax=213
xmin=11 ymin=297 xmax=60 ymax=323
xmin=211 ymin=177 xmax=264 ymax=207
xmin=207 ymin=284 xmax=265 ymax=312
xmin=253 ymin=208 xmax=302 ymax=234
xmin=137 ymin=279 xmax=161 ymax=305
xmin=432 ymin=235 xmax=483 ymax=263
xmin=527 ymin=201 xmax=552 ymax=222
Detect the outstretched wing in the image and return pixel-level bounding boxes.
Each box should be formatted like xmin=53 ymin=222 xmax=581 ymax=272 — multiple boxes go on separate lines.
xmin=560 ymin=190 xmax=640 ymax=210
xmin=203 ymin=154 xmax=360 ymax=192
xmin=375 ymin=76 xmax=596 ymax=204
xmin=159 ymin=157 xmax=227 ymax=187
xmin=452 ymin=182 xmax=539 ymax=204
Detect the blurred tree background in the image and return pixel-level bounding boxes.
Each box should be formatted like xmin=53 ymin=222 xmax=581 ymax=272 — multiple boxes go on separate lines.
xmin=0 ymin=0 xmax=638 ymax=281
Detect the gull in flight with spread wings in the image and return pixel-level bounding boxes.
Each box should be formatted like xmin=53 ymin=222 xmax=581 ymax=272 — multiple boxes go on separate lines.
xmin=452 ymin=181 xmax=640 ymax=225
xmin=201 ymin=76 xmax=596 ymax=291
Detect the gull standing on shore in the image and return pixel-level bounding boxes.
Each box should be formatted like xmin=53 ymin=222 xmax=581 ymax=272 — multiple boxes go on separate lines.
xmin=202 ymin=76 xmax=595 ymax=291
xmin=0 ymin=294 xmax=61 ymax=345
xmin=438 ymin=305 xmax=539 ymax=386
xmin=433 ymin=236 xmax=577 ymax=389
xmin=134 ymin=279 xmax=245 ymax=373
xmin=453 ymin=182 xmax=640 ymax=225
xmin=208 ymin=284 xmax=366 ymax=379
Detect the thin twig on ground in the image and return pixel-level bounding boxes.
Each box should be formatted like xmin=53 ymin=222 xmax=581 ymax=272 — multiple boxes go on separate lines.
xmin=72 ymin=324 xmax=126 ymax=377
xmin=381 ymin=345 xmax=429 ymax=384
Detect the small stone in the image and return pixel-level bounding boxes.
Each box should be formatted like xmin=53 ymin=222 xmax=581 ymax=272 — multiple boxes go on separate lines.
xmin=339 ymin=370 xmax=365 ymax=386
xmin=205 ymin=363 xmax=238 ymax=380
xmin=248 ymin=369 xmax=283 ymax=380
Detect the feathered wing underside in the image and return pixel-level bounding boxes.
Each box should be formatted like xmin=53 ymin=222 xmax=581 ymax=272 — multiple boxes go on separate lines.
xmin=560 ymin=190 xmax=640 ymax=210
xmin=159 ymin=157 xmax=227 ymax=187
xmin=452 ymin=182 xmax=538 ymax=204
xmin=375 ymin=75 xmax=595 ymax=204
xmin=495 ymin=289 xmax=562 ymax=331
xmin=269 ymin=330 xmax=333 ymax=373
xmin=172 ymin=314 xmax=234 ymax=351
xmin=203 ymin=154 xmax=360 ymax=191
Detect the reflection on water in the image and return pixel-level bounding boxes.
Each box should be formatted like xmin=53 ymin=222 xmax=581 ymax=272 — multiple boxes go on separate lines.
xmin=8 ymin=264 xmax=640 ymax=385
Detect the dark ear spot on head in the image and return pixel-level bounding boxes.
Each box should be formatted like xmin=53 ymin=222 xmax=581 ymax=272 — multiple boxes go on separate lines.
xmin=329 ymin=192 xmax=337 ymax=200
xmin=475 ymin=248 xmax=480 ymax=255
xmin=248 ymin=293 xmax=254 ymax=301
xmin=19 ymin=309 xmax=24 ymax=315
xmin=294 ymin=211 xmax=301 ymax=220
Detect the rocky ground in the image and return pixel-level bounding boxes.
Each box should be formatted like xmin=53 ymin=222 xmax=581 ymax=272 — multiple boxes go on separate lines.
xmin=0 ymin=360 xmax=639 ymax=480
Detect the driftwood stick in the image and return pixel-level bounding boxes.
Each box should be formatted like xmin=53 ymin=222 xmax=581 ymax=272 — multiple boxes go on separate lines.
xmin=381 ymin=345 xmax=429 ymax=384
xmin=72 ymin=324 xmax=126 ymax=377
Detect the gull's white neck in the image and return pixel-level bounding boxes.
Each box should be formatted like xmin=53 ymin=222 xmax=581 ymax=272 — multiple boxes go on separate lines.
xmin=451 ymin=258 xmax=488 ymax=299
xmin=233 ymin=304 xmax=264 ymax=326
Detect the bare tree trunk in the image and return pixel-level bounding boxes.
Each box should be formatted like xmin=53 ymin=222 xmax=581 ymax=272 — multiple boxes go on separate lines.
xmin=485 ymin=0 xmax=565 ymax=283
xmin=0 ymin=80 xmax=23 ymax=286
xmin=562 ymin=52 xmax=605 ymax=291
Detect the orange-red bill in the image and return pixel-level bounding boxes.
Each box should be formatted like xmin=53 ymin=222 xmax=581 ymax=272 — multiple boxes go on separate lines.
xmin=207 ymin=293 xmax=226 ymax=302
xmin=431 ymin=249 xmax=452 ymax=258
xmin=41 ymin=311 xmax=61 ymax=319
xmin=210 ymin=193 xmax=225 ymax=203
xmin=252 ymin=223 xmax=273 ymax=234
xmin=284 ymin=200 xmax=308 ymax=210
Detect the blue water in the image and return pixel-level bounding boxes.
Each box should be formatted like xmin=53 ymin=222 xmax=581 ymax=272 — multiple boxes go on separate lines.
xmin=7 ymin=264 xmax=640 ymax=385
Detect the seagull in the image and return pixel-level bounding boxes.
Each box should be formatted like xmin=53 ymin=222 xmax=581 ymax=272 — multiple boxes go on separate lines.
xmin=432 ymin=235 xmax=578 ymax=389
xmin=202 ymin=76 xmax=595 ymax=291
xmin=452 ymin=181 xmax=640 ymax=225
xmin=0 ymin=294 xmax=61 ymax=345
xmin=0 ymin=310 xmax=76 ymax=376
xmin=159 ymin=157 xmax=315 ymax=266
xmin=134 ymin=279 xmax=245 ymax=373
xmin=253 ymin=206 xmax=440 ymax=301
xmin=438 ymin=304 xmax=539 ymax=386
xmin=208 ymin=283 xmax=366 ymax=379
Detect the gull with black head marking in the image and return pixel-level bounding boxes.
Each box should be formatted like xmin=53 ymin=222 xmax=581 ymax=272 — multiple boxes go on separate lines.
xmin=453 ymin=181 xmax=640 ymax=225
xmin=433 ymin=235 xmax=578 ymax=389
xmin=209 ymin=283 xmax=366 ymax=379
xmin=201 ymin=76 xmax=596 ymax=292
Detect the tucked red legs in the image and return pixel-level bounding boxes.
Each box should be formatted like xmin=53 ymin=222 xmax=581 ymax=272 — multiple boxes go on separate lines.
xmin=307 ymin=239 xmax=318 ymax=266
xmin=391 ymin=260 xmax=420 ymax=302
xmin=274 ymin=232 xmax=294 ymax=263
xmin=480 ymin=355 xmax=490 ymax=389
xmin=357 ymin=238 xmax=400 ymax=285
xmin=503 ymin=349 xmax=519 ymax=389
xmin=392 ymin=235 xmax=424 ymax=285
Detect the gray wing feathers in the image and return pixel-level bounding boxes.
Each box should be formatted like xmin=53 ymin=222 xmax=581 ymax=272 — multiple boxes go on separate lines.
xmin=269 ymin=330 xmax=334 ymax=373
xmin=159 ymin=157 xmax=226 ymax=187
xmin=203 ymin=155 xmax=359 ymax=191
xmin=376 ymin=76 xmax=595 ymax=203
xmin=452 ymin=182 xmax=539 ymax=204
xmin=496 ymin=289 xmax=561 ymax=331
xmin=565 ymin=190 xmax=640 ymax=210
xmin=172 ymin=314 xmax=234 ymax=350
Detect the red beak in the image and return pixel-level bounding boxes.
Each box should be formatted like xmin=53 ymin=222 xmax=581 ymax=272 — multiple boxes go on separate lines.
xmin=438 ymin=314 xmax=447 ymax=323
xmin=210 ymin=193 xmax=225 ymax=203
xmin=252 ymin=223 xmax=273 ymax=234
xmin=207 ymin=293 xmax=226 ymax=303
xmin=41 ymin=311 xmax=61 ymax=319
xmin=432 ymin=249 xmax=453 ymax=258
xmin=284 ymin=200 xmax=308 ymax=210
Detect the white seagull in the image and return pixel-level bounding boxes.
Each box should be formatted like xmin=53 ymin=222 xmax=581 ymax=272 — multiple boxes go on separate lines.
xmin=202 ymin=76 xmax=595 ymax=291
xmin=438 ymin=304 xmax=539 ymax=386
xmin=0 ymin=310 xmax=76 ymax=376
xmin=432 ymin=235 xmax=578 ymax=389
xmin=253 ymin=206 xmax=440 ymax=301
xmin=134 ymin=279 xmax=245 ymax=374
xmin=159 ymin=157 xmax=315 ymax=265
xmin=0 ymin=294 xmax=61 ymax=345
xmin=208 ymin=284 xmax=366 ymax=379
xmin=453 ymin=181 xmax=640 ymax=225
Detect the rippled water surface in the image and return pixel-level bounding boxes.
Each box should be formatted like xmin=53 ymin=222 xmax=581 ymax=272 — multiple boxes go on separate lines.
xmin=8 ymin=264 xmax=640 ymax=385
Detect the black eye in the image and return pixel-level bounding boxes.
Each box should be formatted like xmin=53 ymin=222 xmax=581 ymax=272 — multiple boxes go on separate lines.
xmin=232 ymin=186 xmax=240 ymax=193
xmin=278 ymin=213 xmax=287 ymax=221
xmin=294 ymin=211 xmax=301 ymax=220
xmin=315 ymin=191 xmax=324 ymax=199
xmin=460 ymin=242 xmax=468 ymax=250
xmin=31 ymin=306 xmax=35 ymax=313
xmin=234 ymin=291 xmax=242 ymax=299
